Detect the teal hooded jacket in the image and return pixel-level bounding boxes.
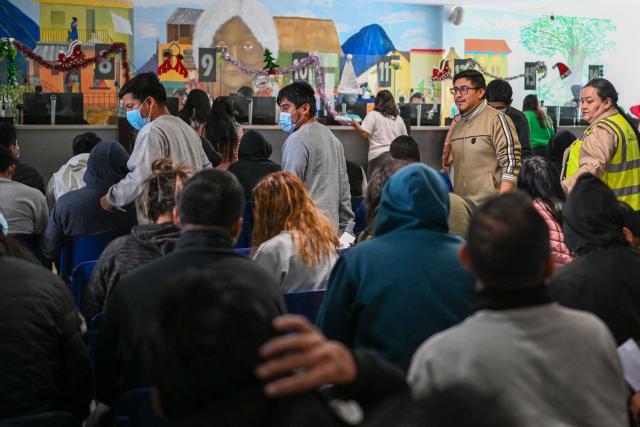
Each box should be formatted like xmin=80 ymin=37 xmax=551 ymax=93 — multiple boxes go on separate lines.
xmin=316 ymin=163 xmax=475 ymax=372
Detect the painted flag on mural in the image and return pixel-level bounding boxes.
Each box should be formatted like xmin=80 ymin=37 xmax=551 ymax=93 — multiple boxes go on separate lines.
xmin=111 ymin=12 xmax=133 ymax=35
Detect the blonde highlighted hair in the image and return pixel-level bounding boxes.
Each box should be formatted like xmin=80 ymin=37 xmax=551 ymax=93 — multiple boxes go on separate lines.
xmin=252 ymin=172 xmax=339 ymax=266
xmin=141 ymin=158 xmax=194 ymax=222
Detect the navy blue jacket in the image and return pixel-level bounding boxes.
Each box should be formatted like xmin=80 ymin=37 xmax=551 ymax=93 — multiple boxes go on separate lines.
xmin=41 ymin=141 xmax=137 ymax=259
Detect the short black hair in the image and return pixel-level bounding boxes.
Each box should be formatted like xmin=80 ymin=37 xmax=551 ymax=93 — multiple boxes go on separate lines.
xmin=409 ymin=92 xmax=424 ymax=102
xmin=147 ymin=269 xmax=277 ymax=423
xmin=619 ymin=201 xmax=640 ymax=237
xmin=485 ymin=79 xmax=513 ymax=104
xmin=277 ymin=81 xmax=317 ymax=116
xmin=467 ymin=192 xmax=550 ymax=289
xmin=72 ymin=131 xmax=102 ymax=156
xmin=390 ymin=135 xmax=420 ymax=162
xmin=452 ymin=69 xmax=486 ymax=89
xmin=0 ymin=145 xmax=16 ymax=173
xmin=178 ymin=169 xmax=244 ymax=229
xmin=118 ymin=72 xmax=167 ymax=104
xmin=0 ymin=122 xmax=17 ymax=149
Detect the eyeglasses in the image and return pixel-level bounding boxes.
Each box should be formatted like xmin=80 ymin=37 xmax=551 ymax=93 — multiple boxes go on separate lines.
xmin=450 ymin=86 xmax=481 ymax=95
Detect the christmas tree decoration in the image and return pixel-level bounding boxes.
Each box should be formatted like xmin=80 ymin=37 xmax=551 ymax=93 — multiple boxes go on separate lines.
xmin=338 ymin=54 xmax=359 ymax=94
xmin=263 ymin=48 xmax=279 ymax=75
xmin=552 ymin=62 xmax=572 ymax=79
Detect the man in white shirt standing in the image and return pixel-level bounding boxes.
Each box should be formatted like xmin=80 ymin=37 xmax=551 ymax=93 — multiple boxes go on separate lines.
xmin=100 ymin=72 xmax=211 ymax=221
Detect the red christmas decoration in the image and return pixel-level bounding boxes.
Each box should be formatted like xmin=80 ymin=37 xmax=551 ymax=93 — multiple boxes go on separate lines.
xmin=553 ymin=62 xmax=571 ymax=79
xmin=432 ymin=59 xmax=451 ymax=81
xmin=173 ymin=53 xmax=188 ymax=78
xmin=12 ymin=39 xmax=130 ymax=81
xmin=157 ymin=51 xmax=173 ymax=75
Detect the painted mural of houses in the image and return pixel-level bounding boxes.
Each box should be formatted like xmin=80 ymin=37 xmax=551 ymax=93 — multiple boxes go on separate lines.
xmin=409 ymin=48 xmax=445 ymax=100
xmin=273 ymin=16 xmax=342 ymax=91
xmin=464 ymin=39 xmax=511 ymax=79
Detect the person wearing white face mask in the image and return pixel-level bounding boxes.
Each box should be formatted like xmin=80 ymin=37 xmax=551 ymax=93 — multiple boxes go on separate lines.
xmin=99 ymin=72 xmax=212 ymax=222
xmin=278 ymin=81 xmax=354 ymax=233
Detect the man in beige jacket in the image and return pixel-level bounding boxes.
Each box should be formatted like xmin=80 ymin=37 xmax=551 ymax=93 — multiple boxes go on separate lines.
xmin=447 ymin=69 xmax=521 ymax=204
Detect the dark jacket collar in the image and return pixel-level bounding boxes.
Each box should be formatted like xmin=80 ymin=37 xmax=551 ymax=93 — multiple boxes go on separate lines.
xmin=174 ymin=229 xmax=235 ymax=254
xmin=475 ymin=284 xmax=551 ymax=311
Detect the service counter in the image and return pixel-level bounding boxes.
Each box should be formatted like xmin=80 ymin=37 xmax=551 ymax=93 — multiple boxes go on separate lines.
xmin=16 ymin=124 xmax=586 ymax=184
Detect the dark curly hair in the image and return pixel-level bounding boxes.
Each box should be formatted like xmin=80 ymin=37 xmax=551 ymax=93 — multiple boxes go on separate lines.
xmin=373 ymin=90 xmax=399 ymax=119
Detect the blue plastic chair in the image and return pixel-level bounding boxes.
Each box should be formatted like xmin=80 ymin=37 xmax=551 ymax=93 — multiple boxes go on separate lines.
xmin=284 ymin=289 xmax=326 ymax=323
xmin=58 ymin=234 xmax=119 ymax=280
xmin=88 ymin=312 xmax=104 ymax=369
xmin=234 ymin=201 xmax=253 ymax=249
xmin=234 ymin=247 xmax=251 ymax=256
xmin=0 ymin=411 xmax=81 ymax=427
xmin=350 ymin=195 xmax=364 ymax=212
xmin=113 ymin=388 xmax=167 ymax=427
xmin=70 ymin=260 xmax=97 ymax=309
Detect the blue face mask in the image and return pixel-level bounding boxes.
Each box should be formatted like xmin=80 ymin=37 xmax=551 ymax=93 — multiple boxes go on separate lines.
xmin=126 ymin=98 xmax=151 ymax=130
xmin=278 ymin=106 xmax=303 ymax=134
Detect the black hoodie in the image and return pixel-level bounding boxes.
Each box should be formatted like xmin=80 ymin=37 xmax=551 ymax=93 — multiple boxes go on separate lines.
xmin=228 ymin=130 xmax=281 ymax=200
xmin=550 ymin=173 xmax=640 ymax=344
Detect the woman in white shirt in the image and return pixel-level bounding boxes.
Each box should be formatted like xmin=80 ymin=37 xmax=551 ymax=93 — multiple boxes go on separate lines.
xmin=252 ymin=172 xmax=339 ymax=293
xmin=351 ymin=90 xmax=408 ymax=177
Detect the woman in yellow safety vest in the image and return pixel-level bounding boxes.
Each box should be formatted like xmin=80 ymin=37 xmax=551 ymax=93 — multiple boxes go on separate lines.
xmin=562 ymin=79 xmax=640 ymax=210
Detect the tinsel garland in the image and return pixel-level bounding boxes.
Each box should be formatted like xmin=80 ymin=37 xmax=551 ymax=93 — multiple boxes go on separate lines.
xmin=12 ymin=40 xmax=130 ymax=81
xmin=222 ymin=52 xmax=338 ymax=120
xmin=0 ymin=38 xmax=18 ymax=87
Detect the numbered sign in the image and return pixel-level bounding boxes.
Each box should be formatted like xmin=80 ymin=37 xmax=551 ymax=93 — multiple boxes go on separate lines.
xmin=524 ymin=62 xmax=537 ymax=90
xmin=377 ymin=56 xmax=392 ymax=88
xmin=198 ymin=48 xmax=217 ymax=82
xmin=453 ymin=59 xmax=472 ymax=76
xmin=292 ymin=52 xmax=310 ymax=82
xmin=588 ymin=65 xmax=604 ymax=81
xmin=94 ymin=44 xmax=115 ymax=80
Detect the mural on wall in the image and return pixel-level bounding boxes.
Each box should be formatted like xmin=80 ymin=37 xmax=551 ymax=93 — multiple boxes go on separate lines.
xmin=2 ymin=0 xmax=628 ymax=123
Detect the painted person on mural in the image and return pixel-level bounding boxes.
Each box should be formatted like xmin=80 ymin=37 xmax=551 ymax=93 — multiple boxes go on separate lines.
xmin=99 ymin=72 xmax=211 ymax=222
xmin=561 ymin=78 xmax=640 ymax=210
xmin=192 ymin=0 xmax=280 ymax=96
xmin=446 ymin=69 xmax=521 ymax=205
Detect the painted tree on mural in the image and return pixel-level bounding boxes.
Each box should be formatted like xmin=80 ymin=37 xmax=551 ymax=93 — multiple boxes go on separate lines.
xmin=520 ymin=16 xmax=616 ymax=78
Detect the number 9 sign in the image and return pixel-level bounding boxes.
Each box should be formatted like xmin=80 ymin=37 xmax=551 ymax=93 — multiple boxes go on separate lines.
xmin=199 ymin=48 xmax=217 ymax=82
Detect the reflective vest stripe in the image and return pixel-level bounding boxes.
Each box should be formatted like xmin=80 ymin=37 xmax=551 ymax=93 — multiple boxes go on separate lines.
xmin=608 ymin=158 xmax=640 ymax=173
xmin=613 ymin=185 xmax=640 ymax=197
xmin=601 ymin=118 xmax=627 ymax=163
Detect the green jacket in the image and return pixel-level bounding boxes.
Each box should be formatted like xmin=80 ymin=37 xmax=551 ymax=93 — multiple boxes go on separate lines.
xmin=524 ymin=110 xmax=554 ymax=149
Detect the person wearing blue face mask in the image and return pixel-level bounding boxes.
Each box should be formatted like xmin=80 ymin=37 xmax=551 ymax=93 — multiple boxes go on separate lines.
xmin=99 ymin=72 xmax=212 ymax=222
xmin=278 ymin=81 xmax=354 ymax=232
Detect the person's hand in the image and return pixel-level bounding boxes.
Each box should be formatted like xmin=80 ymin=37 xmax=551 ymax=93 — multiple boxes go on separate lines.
xmin=100 ymin=195 xmax=114 ymax=212
xmin=350 ymin=118 xmax=358 ymax=128
xmin=631 ymin=392 xmax=640 ymax=422
xmin=256 ymin=315 xmax=357 ymax=398
xmin=442 ymin=142 xmax=453 ymax=169
xmin=499 ymin=181 xmax=516 ymax=194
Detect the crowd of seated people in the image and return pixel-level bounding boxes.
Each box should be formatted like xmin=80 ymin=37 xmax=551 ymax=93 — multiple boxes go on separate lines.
xmin=2 ymin=75 xmax=640 ymax=427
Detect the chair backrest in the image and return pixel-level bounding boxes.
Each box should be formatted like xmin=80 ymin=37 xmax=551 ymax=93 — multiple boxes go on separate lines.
xmin=59 ymin=234 xmax=119 ymax=280
xmin=284 ymin=289 xmax=326 ymax=323
xmin=113 ymin=388 xmax=167 ymax=427
xmin=234 ymin=201 xmax=253 ymax=249
xmin=88 ymin=311 xmax=105 ymax=369
xmin=70 ymin=260 xmax=98 ymax=309
xmin=0 ymin=411 xmax=81 ymax=427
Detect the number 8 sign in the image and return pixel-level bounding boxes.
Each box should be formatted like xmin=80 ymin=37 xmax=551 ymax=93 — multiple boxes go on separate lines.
xmin=199 ymin=48 xmax=217 ymax=82
xmin=94 ymin=44 xmax=114 ymax=80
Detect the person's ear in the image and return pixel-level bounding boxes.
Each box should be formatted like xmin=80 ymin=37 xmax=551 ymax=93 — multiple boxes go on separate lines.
xmin=7 ymin=164 xmax=16 ymax=178
xmin=458 ymin=244 xmax=472 ymax=272
xmin=543 ymin=257 xmax=555 ymax=280
xmin=477 ymin=87 xmax=486 ymax=99
xmin=172 ymin=206 xmax=180 ymax=227
xmin=623 ymin=226 xmax=634 ymax=244
xmin=300 ymin=102 xmax=311 ymax=117
xmin=231 ymin=217 xmax=243 ymax=239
